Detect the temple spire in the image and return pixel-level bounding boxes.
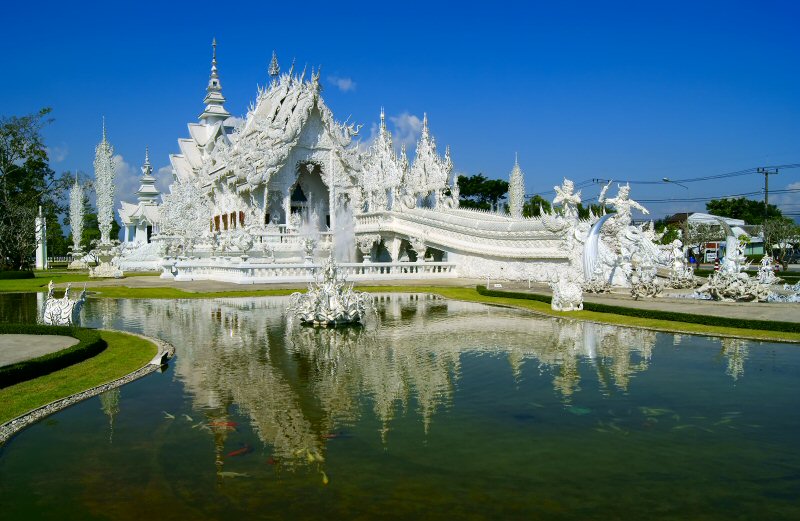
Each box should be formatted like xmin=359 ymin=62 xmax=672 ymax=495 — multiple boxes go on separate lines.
xmin=199 ymin=38 xmax=231 ymax=124
xmin=137 ymin=147 xmax=160 ymax=204
xmin=509 ymin=154 xmax=525 ymax=219
xmin=268 ymin=51 xmax=280 ymax=83
xmin=379 ymin=107 xmax=386 ymax=136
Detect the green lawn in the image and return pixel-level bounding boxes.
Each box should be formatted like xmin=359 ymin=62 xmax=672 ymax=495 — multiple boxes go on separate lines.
xmin=0 ymin=271 xmax=163 ymax=293
xmin=2 ymin=274 xmax=798 ymax=344
xmin=0 ymin=330 xmax=157 ymax=424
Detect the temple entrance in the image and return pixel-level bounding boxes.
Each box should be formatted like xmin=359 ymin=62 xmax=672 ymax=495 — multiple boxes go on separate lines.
xmin=290 ymin=162 xmax=330 ymax=230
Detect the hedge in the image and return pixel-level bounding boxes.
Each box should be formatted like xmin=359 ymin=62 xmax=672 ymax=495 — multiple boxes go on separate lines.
xmin=0 ymin=271 xmax=35 ymax=280
xmin=475 ymin=285 xmax=800 ymax=334
xmin=0 ymin=323 xmax=107 ymax=388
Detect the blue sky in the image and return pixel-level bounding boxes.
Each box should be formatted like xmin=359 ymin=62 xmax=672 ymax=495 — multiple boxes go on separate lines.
xmin=4 ymin=0 xmax=799 ymax=220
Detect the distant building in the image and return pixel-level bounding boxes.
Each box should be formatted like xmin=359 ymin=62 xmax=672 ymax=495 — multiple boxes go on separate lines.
xmin=665 ymin=212 xmax=764 ymax=258
xmin=118 ymin=149 xmax=161 ymax=244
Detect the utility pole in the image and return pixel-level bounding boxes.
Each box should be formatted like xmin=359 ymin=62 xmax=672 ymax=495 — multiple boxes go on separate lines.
xmin=757 ymin=167 xmax=779 ymax=255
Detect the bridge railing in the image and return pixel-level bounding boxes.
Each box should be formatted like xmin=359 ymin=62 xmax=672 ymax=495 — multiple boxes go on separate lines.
xmin=169 ymin=259 xmax=457 ymax=284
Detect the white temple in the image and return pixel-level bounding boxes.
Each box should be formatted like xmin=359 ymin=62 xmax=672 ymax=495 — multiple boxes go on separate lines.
xmin=119 ymin=148 xmax=161 ymax=244
xmin=116 ymin=41 xmax=670 ymax=294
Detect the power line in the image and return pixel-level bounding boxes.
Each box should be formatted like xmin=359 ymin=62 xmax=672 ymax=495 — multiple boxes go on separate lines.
xmin=630 ymin=188 xmax=800 ymax=204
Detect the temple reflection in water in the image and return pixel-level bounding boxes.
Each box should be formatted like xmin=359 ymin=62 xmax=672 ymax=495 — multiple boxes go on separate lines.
xmin=98 ymin=294 xmax=748 ymax=472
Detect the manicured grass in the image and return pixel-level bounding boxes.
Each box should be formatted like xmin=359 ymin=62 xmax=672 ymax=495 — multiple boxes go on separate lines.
xmin=0 ymin=271 xmax=163 ymax=293
xmin=3 ymin=276 xmax=798 ymax=342
xmin=356 ymin=286 xmax=800 ymax=343
xmin=87 ymin=286 xmax=299 ymax=299
xmin=0 ymin=325 xmax=106 ymax=387
xmin=0 ymin=272 xmax=93 ymax=293
xmin=0 ymin=330 xmax=157 ymax=424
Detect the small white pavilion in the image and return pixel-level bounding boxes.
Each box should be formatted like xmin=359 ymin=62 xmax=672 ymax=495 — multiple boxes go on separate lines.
xmin=119 ymin=149 xmax=161 ymax=244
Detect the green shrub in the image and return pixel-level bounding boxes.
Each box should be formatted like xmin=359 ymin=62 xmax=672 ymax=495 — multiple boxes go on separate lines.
xmin=0 ymin=271 xmax=35 ymax=280
xmin=0 ymin=324 xmax=107 ymax=388
xmin=475 ymin=286 xmax=800 ymax=333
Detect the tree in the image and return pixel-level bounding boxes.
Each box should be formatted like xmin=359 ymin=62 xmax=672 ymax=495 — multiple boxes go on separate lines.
xmin=576 ymin=202 xmax=608 ymax=220
xmin=763 ymin=217 xmax=799 ymax=269
xmin=654 ymin=220 xmax=682 ymax=245
xmin=457 ymin=174 xmax=508 ymax=211
xmin=522 ymin=195 xmax=552 ymax=217
xmin=684 ymin=222 xmax=724 ymax=262
xmin=0 ymin=108 xmax=68 ymax=269
xmin=706 ymin=197 xmax=781 ymax=225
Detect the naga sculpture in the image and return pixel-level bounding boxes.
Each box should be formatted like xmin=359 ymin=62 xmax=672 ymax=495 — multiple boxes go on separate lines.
xmin=40 ymin=281 xmax=87 ymax=326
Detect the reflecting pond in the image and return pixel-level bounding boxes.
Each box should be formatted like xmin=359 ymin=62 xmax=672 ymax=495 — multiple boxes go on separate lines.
xmin=1 ymin=293 xmax=799 ymax=520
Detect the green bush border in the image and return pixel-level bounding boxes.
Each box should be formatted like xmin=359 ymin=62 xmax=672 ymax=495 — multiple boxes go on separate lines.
xmin=0 ymin=271 xmax=35 ymax=280
xmin=475 ymin=285 xmax=800 ymax=333
xmin=0 ymin=324 xmax=107 ymax=388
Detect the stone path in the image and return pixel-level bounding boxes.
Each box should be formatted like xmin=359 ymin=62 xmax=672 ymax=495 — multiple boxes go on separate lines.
xmin=497 ymin=282 xmax=800 ymax=323
xmin=0 ymin=334 xmax=79 ymax=367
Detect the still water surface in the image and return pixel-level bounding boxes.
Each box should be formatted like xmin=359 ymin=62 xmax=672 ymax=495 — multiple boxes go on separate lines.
xmin=0 ymin=294 xmax=798 ymax=520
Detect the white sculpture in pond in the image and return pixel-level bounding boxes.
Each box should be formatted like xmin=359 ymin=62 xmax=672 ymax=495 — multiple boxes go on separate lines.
xmin=288 ymin=254 xmax=373 ymax=326
xmin=40 ymin=281 xmax=87 ymax=326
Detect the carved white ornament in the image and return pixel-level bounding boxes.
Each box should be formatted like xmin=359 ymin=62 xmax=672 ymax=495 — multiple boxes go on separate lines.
xmin=94 ymin=124 xmax=116 ymax=244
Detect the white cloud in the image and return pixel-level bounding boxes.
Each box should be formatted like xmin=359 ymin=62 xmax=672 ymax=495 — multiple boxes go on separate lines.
xmin=356 ymin=112 xmax=424 ymax=156
xmin=356 ymin=122 xmax=379 ymax=154
xmin=771 ymin=181 xmax=800 ymax=220
xmin=389 ymin=112 xmax=423 ymax=150
xmin=112 ymin=154 xmax=140 ymax=208
xmin=156 ymin=165 xmax=174 ymax=194
xmin=327 ymin=75 xmax=356 ymax=93
xmin=47 ymin=145 xmax=68 ymax=163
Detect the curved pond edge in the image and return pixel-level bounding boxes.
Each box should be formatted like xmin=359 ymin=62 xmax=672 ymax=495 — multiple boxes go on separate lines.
xmin=0 ymin=330 xmax=175 ymax=445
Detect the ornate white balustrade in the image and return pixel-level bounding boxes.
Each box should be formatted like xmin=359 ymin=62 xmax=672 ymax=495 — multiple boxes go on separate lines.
xmin=354 ymin=209 xmax=569 ymax=260
xmin=171 ymin=258 xmax=457 ymax=284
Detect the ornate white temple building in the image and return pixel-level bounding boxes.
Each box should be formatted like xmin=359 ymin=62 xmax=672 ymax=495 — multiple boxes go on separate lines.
xmin=119 ymin=148 xmax=161 ymax=244
xmin=117 ymin=41 xmax=670 ymax=294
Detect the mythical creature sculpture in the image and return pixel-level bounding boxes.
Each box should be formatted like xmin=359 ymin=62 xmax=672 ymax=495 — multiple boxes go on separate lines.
xmin=553 ymin=178 xmax=582 ymax=221
xmin=757 ymin=255 xmax=780 ymax=285
xmin=598 ymin=183 xmax=649 ymax=254
xmin=550 ymin=277 xmax=584 ymax=311
xmin=697 ymin=239 xmax=770 ymax=302
xmin=629 ymin=263 xmax=663 ymax=300
xmin=40 ymin=281 xmax=87 ymax=326
xmin=288 ymin=254 xmax=373 ymax=326
xmin=666 ymin=239 xmax=696 ymax=288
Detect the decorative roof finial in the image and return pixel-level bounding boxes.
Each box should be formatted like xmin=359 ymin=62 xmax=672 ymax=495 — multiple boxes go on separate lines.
xmin=199 ymin=38 xmax=231 ymax=123
xmin=209 ymin=38 xmax=219 ymax=84
xmin=421 ymin=112 xmax=429 ymax=139
xmin=268 ymin=51 xmax=280 ymax=81
xmin=380 ymin=107 xmax=386 ymax=133
xmin=102 ymin=116 xmax=107 ymax=143
xmin=144 ymin=146 xmax=150 ymax=167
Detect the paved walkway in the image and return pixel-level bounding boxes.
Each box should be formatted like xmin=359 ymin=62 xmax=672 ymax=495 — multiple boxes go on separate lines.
xmin=0 ymin=334 xmax=79 ymax=367
xmin=57 ymin=276 xmax=799 ymax=324
xmin=495 ymin=282 xmax=800 ymax=323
